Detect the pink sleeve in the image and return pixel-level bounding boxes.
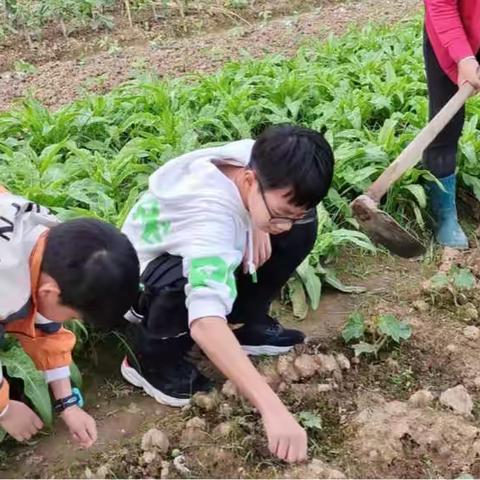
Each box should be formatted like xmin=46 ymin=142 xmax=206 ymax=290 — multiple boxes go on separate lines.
xmin=425 ymin=0 xmax=474 ymax=62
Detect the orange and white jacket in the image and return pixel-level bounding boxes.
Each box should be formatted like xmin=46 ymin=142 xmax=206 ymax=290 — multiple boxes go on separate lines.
xmin=0 ymin=186 xmax=75 ymax=413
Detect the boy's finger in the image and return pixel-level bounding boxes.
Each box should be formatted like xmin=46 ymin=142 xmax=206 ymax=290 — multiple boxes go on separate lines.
xmin=33 ymin=415 xmax=43 ymax=430
xmin=86 ymin=422 xmax=98 ymax=443
xmin=253 ymin=248 xmax=259 ymax=268
xmin=276 ymin=438 xmax=288 ymax=461
xmin=73 ymin=429 xmax=90 ymax=446
xmin=287 ymin=442 xmax=300 ymax=463
xmin=258 ymin=246 xmax=264 ymax=265
xmin=284 ymin=443 xmax=294 ymax=463
xmin=81 ymin=437 xmax=93 ymax=449
xmin=268 ymin=436 xmax=279 ymax=456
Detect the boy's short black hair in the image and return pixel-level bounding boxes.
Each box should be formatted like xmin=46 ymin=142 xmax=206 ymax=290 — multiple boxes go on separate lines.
xmin=250 ymin=124 xmax=334 ymax=209
xmin=42 ymin=218 xmax=140 ymax=329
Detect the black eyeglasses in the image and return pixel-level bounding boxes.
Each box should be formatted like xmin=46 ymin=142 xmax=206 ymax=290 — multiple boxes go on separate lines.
xmin=257 ymin=180 xmax=314 ymax=226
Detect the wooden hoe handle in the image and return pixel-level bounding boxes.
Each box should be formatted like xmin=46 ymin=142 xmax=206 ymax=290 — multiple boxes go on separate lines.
xmin=367 ymin=82 xmax=475 ymax=202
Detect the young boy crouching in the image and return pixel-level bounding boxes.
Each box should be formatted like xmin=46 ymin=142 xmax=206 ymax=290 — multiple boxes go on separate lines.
xmin=121 ymin=125 xmax=334 ymax=463
xmin=0 ymin=186 xmax=140 ymax=446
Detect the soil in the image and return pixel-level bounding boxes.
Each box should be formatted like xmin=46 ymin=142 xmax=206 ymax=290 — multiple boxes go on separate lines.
xmin=4 ymin=242 xmax=480 ymax=479
xmin=6 ymin=0 xmax=480 ymax=478
xmin=0 ymin=0 xmax=420 ymax=112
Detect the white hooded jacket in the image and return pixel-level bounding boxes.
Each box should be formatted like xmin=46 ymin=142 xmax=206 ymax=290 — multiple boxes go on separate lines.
xmin=0 ymin=190 xmax=58 ymax=322
xmin=122 ymin=140 xmax=256 ymax=325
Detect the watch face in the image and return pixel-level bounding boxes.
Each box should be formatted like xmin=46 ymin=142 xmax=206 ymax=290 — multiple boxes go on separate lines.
xmin=72 ymin=388 xmax=84 ymax=408
xmin=54 ymin=391 xmax=81 ymax=413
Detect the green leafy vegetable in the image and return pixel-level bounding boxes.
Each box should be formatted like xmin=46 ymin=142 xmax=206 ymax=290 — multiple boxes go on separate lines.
xmin=430 ymin=272 xmax=449 ymax=290
xmin=377 ymin=314 xmax=412 ymax=343
xmin=452 ymin=268 xmax=476 ymax=290
xmin=0 ymin=336 xmax=52 ymax=426
xmin=342 ymin=312 xmax=366 ymax=343
xmin=297 ymin=411 xmax=322 ymax=431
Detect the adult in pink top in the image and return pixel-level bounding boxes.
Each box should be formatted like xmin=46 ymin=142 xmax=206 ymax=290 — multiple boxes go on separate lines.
xmin=423 ymin=0 xmax=480 ymax=249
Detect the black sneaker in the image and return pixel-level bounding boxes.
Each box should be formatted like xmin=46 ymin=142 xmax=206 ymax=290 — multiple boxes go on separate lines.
xmin=121 ymin=355 xmax=212 ymax=407
xmin=234 ymin=317 xmax=305 ymax=356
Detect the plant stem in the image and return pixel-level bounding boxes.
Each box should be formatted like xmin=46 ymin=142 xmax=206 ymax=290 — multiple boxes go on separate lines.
xmin=24 ymin=28 xmax=32 ymax=48
xmin=124 ymin=0 xmax=133 ymax=28
xmin=374 ymin=335 xmax=388 ymax=356
xmin=59 ymin=18 xmax=68 ymax=38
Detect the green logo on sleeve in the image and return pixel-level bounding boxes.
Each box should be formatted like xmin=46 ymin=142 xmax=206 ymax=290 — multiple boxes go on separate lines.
xmin=133 ymin=196 xmax=171 ymax=244
xmin=189 ymin=256 xmax=237 ymax=299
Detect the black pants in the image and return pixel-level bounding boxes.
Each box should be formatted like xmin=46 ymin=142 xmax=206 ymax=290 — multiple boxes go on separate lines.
xmin=422 ymin=31 xmax=480 ymax=178
xmin=129 ymin=217 xmax=318 ymax=366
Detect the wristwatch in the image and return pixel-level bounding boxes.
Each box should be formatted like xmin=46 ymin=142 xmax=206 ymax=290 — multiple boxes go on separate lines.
xmin=53 ymin=387 xmax=84 ymax=414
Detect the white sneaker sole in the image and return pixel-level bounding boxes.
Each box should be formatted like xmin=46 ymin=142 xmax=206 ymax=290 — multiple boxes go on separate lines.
xmin=120 ymin=358 xmax=190 ymax=407
xmin=242 ymin=344 xmax=293 ymax=356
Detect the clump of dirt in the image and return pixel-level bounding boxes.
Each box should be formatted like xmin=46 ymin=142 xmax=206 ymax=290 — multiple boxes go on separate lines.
xmin=407 ymin=388 xmax=434 ymax=408
xmin=439 ymin=385 xmax=474 ymax=417
xmin=348 ymin=393 xmax=480 ymax=478
xmin=283 ymin=458 xmax=346 ymax=479
xmin=141 ymin=428 xmax=170 ymax=453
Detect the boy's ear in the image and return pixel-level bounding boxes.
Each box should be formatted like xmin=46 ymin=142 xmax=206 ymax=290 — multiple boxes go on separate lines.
xmin=37 ymin=273 xmax=62 ymax=298
xmin=244 ymin=168 xmax=257 ymax=189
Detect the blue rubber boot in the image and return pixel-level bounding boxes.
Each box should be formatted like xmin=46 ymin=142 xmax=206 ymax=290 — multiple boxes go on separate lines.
xmin=428 ymin=173 xmax=468 ymax=249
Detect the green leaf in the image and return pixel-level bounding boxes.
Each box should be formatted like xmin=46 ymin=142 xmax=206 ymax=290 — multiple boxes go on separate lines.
xmin=377 ymin=118 xmax=397 ymax=150
xmin=0 ymin=337 xmax=52 ymax=426
xmin=371 ymin=94 xmax=392 ymax=111
xmin=411 ymin=203 xmax=426 ymax=230
xmin=402 ymin=184 xmax=427 ymax=209
xmin=296 ymin=259 xmax=322 ymax=310
xmin=296 ymin=411 xmax=322 ymax=431
xmin=324 ymin=269 xmax=367 ymax=294
xmin=70 ymin=363 xmax=83 ymax=389
xmin=330 ymin=229 xmax=376 ymax=252
xmin=430 ymin=272 xmax=449 ymax=290
xmin=227 ymin=113 xmax=251 ymax=138
xmin=288 ymin=278 xmax=309 ymax=319
xmin=352 ymin=342 xmax=378 ymax=357
xmin=342 ymin=312 xmax=366 ymax=343
xmin=461 ymin=173 xmax=480 ymax=201
xmin=347 ymin=107 xmax=362 ymax=130
xmin=377 ymin=314 xmax=412 ymax=343
xmin=452 ymin=268 xmax=476 ymax=290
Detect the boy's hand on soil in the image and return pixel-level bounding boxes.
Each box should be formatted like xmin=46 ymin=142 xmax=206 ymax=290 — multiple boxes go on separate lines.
xmin=262 ymin=408 xmax=308 ymax=463
xmin=244 ymin=228 xmax=272 ymax=273
xmin=0 ymin=400 xmax=43 ymax=442
xmin=61 ymin=406 xmax=97 ymax=448
xmin=458 ymin=57 xmax=480 ymax=90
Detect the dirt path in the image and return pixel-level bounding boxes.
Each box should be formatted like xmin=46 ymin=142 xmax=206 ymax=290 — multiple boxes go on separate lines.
xmin=0 ymin=0 xmax=421 ymax=112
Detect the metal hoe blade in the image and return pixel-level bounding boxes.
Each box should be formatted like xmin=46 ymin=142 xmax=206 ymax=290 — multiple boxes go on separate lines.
xmin=351 ymin=195 xmax=426 ymax=258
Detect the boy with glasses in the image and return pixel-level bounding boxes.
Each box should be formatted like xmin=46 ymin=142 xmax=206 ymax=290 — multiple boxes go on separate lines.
xmin=121 ymin=124 xmax=334 ymax=463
